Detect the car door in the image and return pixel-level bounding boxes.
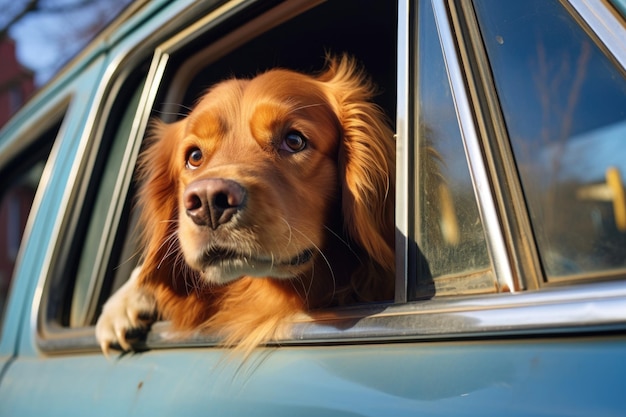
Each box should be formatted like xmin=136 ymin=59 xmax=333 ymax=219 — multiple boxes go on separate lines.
xmin=1 ymin=1 xmax=625 ymax=416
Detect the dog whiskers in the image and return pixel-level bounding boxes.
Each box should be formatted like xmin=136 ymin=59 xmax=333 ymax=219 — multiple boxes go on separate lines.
xmin=157 ymin=230 xmax=180 ymax=270
xmin=154 ymin=220 xmax=179 ymax=253
xmin=280 ymin=217 xmax=293 ymax=247
xmin=289 ymin=226 xmax=336 ymax=302
xmin=154 ymin=102 xmax=194 ymax=119
xmin=289 ymin=274 xmax=311 ymax=306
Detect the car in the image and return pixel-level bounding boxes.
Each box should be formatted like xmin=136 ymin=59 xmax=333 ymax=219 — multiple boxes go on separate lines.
xmin=1 ymin=0 xmax=625 ymax=415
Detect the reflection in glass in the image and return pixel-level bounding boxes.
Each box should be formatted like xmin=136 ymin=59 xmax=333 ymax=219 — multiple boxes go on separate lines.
xmin=474 ymin=0 xmax=626 ymax=279
xmin=412 ymin=0 xmax=493 ymax=299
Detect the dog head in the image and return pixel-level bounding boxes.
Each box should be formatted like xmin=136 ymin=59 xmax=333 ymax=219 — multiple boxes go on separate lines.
xmin=137 ymin=55 xmax=395 ymax=305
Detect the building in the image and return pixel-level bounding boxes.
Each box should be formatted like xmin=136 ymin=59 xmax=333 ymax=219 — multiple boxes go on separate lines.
xmin=0 ymin=36 xmax=35 ymax=127
xmin=0 ymin=36 xmax=37 ymax=314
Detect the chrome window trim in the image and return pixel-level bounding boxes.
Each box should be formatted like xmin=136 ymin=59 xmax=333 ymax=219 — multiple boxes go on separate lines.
xmin=63 ymin=69 xmax=137 ymax=327
xmin=395 ymin=0 xmax=411 ymax=303
xmin=38 ymin=280 xmax=626 ymax=352
xmin=568 ymin=0 xmax=626 ymax=70
xmin=431 ymin=0 xmax=515 ymax=293
xmin=31 ymin=61 xmax=113 ymax=345
xmin=69 ymin=59 xmax=166 ymax=326
xmin=450 ymin=0 xmax=543 ymax=291
xmin=258 ymin=280 xmax=626 ymax=343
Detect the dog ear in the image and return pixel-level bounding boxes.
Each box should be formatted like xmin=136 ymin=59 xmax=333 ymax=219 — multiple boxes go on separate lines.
xmin=318 ymin=55 xmax=395 ymax=275
xmin=135 ymin=119 xmax=186 ymax=286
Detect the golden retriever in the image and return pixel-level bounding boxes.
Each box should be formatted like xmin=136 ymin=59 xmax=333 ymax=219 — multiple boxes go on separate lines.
xmin=95 ymin=55 xmax=395 ymax=355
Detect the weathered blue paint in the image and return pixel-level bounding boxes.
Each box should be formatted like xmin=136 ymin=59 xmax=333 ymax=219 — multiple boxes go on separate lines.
xmin=2 ymin=339 xmax=626 ymax=416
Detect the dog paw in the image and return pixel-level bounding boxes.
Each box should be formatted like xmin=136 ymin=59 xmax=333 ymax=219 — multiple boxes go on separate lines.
xmin=95 ymin=267 xmax=157 ymax=356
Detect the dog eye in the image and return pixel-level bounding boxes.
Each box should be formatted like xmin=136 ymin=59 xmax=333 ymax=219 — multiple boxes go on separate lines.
xmin=280 ymin=132 xmax=307 ymax=153
xmin=186 ymin=147 xmax=203 ymax=169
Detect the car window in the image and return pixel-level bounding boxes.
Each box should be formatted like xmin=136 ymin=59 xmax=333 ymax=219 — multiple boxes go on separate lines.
xmin=62 ymin=0 xmax=500 ymax=332
xmin=474 ymin=0 xmax=626 ymax=281
xmin=411 ymin=0 xmax=493 ymax=299
xmin=57 ymin=0 xmax=398 ymax=331
xmin=0 ymin=119 xmax=59 ymax=328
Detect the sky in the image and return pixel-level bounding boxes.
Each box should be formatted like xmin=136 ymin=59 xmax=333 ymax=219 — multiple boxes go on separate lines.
xmin=3 ymin=0 xmax=131 ymax=85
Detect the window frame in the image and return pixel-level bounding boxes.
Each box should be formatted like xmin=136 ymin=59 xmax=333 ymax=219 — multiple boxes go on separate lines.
xmin=34 ymin=0 xmax=626 ymax=355
xmin=33 ymin=20 xmax=177 ymax=346
xmin=453 ymin=0 xmax=626 ymax=287
xmin=445 ymin=0 xmax=626 ymax=282
xmin=569 ymin=0 xmax=626 ymax=70
xmin=0 ymin=104 xmax=68 ymax=339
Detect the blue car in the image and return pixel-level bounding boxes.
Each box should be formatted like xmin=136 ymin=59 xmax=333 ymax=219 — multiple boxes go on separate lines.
xmin=1 ymin=0 xmax=625 ymax=415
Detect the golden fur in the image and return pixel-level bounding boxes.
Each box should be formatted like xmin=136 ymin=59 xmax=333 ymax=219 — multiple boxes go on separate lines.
xmin=115 ymin=56 xmax=394 ymax=354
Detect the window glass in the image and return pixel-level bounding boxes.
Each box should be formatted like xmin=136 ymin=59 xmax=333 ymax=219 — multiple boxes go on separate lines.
xmin=474 ymin=0 xmax=626 ymax=280
xmin=411 ymin=0 xmax=493 ymax=300
xmin=68 ymin=73 xmax=146 ymax=327
xmin=0 ymin=121 xmax=58 ymax=326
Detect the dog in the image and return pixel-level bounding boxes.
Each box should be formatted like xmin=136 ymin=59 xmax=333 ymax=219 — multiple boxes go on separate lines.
xmin=95 ymin=55 xmax=395 ymax=356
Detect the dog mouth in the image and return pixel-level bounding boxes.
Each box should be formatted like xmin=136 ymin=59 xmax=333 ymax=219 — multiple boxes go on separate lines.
xmin=200 ymin=247 xmax=314 ymax=269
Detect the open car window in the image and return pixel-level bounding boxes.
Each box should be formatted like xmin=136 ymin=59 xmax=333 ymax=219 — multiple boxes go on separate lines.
xmin=43 ymin=0 xmax=507 ymax=347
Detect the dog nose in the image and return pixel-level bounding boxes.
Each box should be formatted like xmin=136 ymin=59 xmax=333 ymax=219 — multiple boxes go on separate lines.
xmin=183 ymin=178 xmax=246 ymax=229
